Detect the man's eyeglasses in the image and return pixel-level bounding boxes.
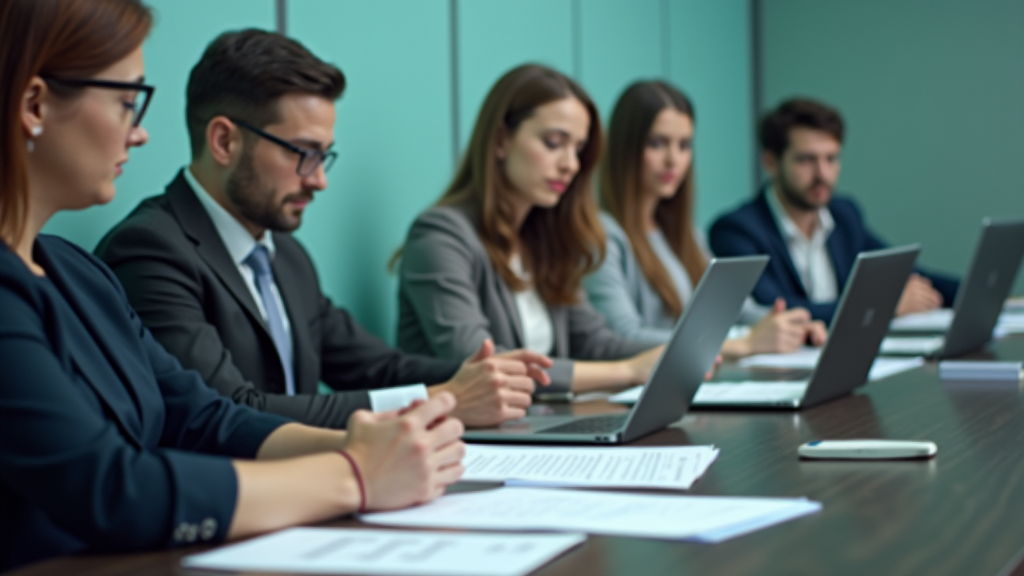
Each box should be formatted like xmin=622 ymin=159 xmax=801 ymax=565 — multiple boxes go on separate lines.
xmin=41 ymin=76 xmax=154 ymax=128
xmin=230 ymin=118 xmax=337 ymax=177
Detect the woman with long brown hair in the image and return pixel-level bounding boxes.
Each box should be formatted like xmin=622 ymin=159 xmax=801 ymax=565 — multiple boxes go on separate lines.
xmin=0 ymin=1 xmax=463 ymax=570
xmin=395 ymin=65 xmax=662 ymax=396
xmin=586 ymin=80 xmax=825 ymax=356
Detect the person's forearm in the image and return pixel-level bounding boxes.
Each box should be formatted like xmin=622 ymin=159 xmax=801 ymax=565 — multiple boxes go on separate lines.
xmin=720 ymin=337 xmax=752 ymax=359
xmin=570 ymin=361 xmax=638 ymax=392
xmin=229 ymin=452 xmax=358 ymax=539
xmin=256 ymin=423 xmax=347 ymax=460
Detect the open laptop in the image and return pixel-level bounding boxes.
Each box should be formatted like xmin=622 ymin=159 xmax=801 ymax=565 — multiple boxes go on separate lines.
xmin=689 ymin=245 xmax=920 ymax=410
xmin=882 ymin=217 xmax=1024 ymax=358
xmin=461 ymin=255 xmax=769 ymax=444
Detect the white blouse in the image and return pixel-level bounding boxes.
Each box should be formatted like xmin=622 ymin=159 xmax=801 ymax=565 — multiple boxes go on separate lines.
xmin=510 ymin=256 xmax=554 ymax=354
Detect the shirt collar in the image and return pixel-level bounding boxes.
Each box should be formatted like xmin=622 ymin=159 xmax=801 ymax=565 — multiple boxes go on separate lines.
xmin=184 ymin=166 xmax=276 ymax=266
xmin=766 ymin=183 xmax=835 ymax=242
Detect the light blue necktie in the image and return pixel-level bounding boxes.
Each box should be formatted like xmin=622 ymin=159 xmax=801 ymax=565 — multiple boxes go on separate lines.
xmin=244 ymin=245 xmax=295 ymax=395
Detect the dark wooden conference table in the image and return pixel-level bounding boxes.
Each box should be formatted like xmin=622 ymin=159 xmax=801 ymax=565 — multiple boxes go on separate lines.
xmin=11 ymin=336 xmax=1024 ymax=576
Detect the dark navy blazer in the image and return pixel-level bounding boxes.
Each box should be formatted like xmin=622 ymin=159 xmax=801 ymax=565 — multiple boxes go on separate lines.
xmin=95 ymin=172 xmax=460 ymax=428
xmin=709 ymin=188 xmax=959 ymax=323
xmin=0 ymin=236 xmax=289 ymax=571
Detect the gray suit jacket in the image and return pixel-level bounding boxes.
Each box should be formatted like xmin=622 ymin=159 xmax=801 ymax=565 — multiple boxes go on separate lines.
xmin=584 ymin=213 xmax=768 ymax=347
xmin=95 ymin=171 xmax=460 ymax=428
xmin=396 ymin=204 xmax=652 ymax=392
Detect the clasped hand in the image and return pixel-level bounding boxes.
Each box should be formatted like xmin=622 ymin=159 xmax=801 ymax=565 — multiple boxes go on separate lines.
xmin=430 ymin=339 xmax=553 ymax=427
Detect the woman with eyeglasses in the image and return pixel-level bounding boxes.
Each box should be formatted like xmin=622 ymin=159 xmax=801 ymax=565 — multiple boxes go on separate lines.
xmin=0 ymin=1 xmax=463 ymax=570
xmin=394 ymin=65 xmax=663 ymax=396
xmin=585 ymin=81 xmax=826 ymax=355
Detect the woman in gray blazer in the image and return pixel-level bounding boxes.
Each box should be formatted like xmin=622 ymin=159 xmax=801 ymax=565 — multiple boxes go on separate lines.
xmin=396 ymin=65 xmax=661 ymax=396
xmin=586 ymin=81 xmax=826 ymax=353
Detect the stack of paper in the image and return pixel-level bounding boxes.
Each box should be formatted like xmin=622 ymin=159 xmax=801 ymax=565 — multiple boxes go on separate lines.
xmin=879 ymin=336 xmax=945 ymax=355
xmin=737 ymin=348 xmax=924 ymax=380
xmin=889 ymin=309 xmax=954 ymax=331
xmin=995 ymin=312 xmax=1024 ymax=336
xmin=890 ymin=308 xmax=1024 ymax=337
xmin=939 ymin=361 xmax=1023 ymax=381
xmin=362 ymin=487 xmax=821 ymax=543
xmin=461 ymin=444 xmax=719 ymax=490
xmin=609 ymin=350 xmax=922 ymax=405
xmin=182 ymin=528 xmax=585 ymax=576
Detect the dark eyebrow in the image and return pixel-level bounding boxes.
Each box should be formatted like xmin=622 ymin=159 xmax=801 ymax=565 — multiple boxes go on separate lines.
xmin=542 ymin=128 xmax=571 ymax=138
xmin=290 ymin=139 xmax=335 ymax=152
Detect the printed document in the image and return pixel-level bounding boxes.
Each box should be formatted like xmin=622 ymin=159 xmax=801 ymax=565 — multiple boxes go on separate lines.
xmin=609 ymin=352 xmax=922 ymax=404
xmin=461 ymin=444 xmax=718 ymax=490
xmin=362 ymin=487 xmax=821 ymax=543
xmin=182 ymin=527 xmax=584 ymax=576
xmin=889 ymin=309 xmax=954 ymax=331
xmin=890 ymin=309 xmax=1024 ymax=336
xmin=737 ymin=348 xmax=923 ymax=380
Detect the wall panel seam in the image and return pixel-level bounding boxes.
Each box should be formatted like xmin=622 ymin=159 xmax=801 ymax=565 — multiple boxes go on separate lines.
xmin=449 ymin=0 xmax=461 ymax=166
xmin=276 ymin=0 xmax=287 ymax=34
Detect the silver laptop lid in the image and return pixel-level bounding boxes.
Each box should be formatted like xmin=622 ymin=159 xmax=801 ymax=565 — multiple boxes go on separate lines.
xmin=801 ymin=245 xmax=920 ymax=408
xmin=620 ymin=255 xmax=769 ymax=442
xmin=942 ymin=217 xmax=1024 ymax=357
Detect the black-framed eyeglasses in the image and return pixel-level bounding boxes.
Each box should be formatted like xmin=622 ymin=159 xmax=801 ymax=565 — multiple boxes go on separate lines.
xmin=41 ymin=76 xmax=154 ymax=128
xmin=230 ymin=118 xmax=337 ymax=177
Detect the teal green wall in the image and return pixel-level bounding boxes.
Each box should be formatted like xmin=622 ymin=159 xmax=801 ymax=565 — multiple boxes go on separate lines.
xmin=760 ymin=0 xmax=1024 ymax=294
xmin=289 ymin=0 xmax=454 ymax=343
xmin=669 ymin=0 xmax=753 ymax=228
xmin=42 ymin=0 xmax=755 ymax=343
xmin=456 ymin=0 xmax=574 ymax=150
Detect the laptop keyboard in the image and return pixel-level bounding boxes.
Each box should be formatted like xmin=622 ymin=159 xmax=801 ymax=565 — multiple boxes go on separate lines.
xmin=537 ymin=414 xmax=629 ymax=434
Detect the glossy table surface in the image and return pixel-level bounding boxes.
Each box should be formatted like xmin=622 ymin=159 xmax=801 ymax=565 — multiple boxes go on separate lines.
xmin=11 ymin=337 xmax=1024 ymax=576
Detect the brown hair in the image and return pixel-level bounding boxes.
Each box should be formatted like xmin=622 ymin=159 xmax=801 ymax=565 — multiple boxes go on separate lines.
xmin=186 ymin=29 xmax=346 ymax=159
xmin=600 ymin=81 xmax=705 ymax=319
xmin=0 ymin=0 xmax=152 ymax=248
xmin=432 ymin=64 xmax=605 ymax=305
xmin=760 ymin=97 xmax=844 ymax=158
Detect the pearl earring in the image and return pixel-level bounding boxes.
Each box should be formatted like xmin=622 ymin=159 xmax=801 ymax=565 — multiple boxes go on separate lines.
xmin=27 ymin=126 xmax=42 ymax=153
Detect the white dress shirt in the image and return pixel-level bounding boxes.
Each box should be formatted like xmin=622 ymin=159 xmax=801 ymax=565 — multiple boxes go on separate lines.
xmin=185 ymin=168 xmax=426 ymax=410
xmin=766 ymin=184 xmax=838 ymax=303
xmin=510 ymin=256 xmax=554 ymax=355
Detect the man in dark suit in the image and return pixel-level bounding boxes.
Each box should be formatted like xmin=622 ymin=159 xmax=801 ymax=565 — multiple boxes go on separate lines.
xmin=709 ymin=98 xmax=958 ymax=323
xmin=96 ymin=29 xmax=548 ymax=429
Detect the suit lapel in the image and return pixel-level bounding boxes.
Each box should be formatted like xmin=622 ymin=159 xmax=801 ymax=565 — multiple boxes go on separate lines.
xmin=755 ymin=189 xmax=809 ymax=298
xmin=494 ymin=273 xmax=525 ymax=348
xmin=35 ymin=243 xmax=145 ymax=448
xmin=825 ymin=226 xmax=850 ymax=288
xmin=454 ymin=203 xmax=525 ymax=348
xmin=164 ymin=172 xmax=271 ymax=336
xmin=547 ymin=304 xmax=569 ymax=358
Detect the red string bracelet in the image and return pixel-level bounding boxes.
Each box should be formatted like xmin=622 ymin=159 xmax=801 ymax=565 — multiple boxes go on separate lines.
xmin=337 ymin=449 xmax=366 ymax=514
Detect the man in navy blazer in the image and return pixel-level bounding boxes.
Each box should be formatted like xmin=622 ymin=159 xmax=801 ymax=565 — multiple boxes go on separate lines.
xmin=710 ymin=98 xmax=958 ymax=323
xmin=96 ymin=30 xmax=545 ymax=430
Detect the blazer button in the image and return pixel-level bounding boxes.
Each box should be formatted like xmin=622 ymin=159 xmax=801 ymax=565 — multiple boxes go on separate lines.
xmin=185 ymin=524 xmax=199 ymax=543
xmin=200 ymin=517 xmax=218 ymax=541
xmin=173 ymin=522 xmax=189 ymax=543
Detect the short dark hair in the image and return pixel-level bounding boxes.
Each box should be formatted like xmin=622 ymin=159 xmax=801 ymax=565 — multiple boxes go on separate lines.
xmin=759 ymin=98 xmax=844 ymax=158
xmin=186 ymin=29 xmax=346 ymax=159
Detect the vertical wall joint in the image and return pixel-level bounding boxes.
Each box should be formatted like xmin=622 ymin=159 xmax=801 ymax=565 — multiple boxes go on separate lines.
xmin=275 ymin=0 xmax=287 ymax=35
